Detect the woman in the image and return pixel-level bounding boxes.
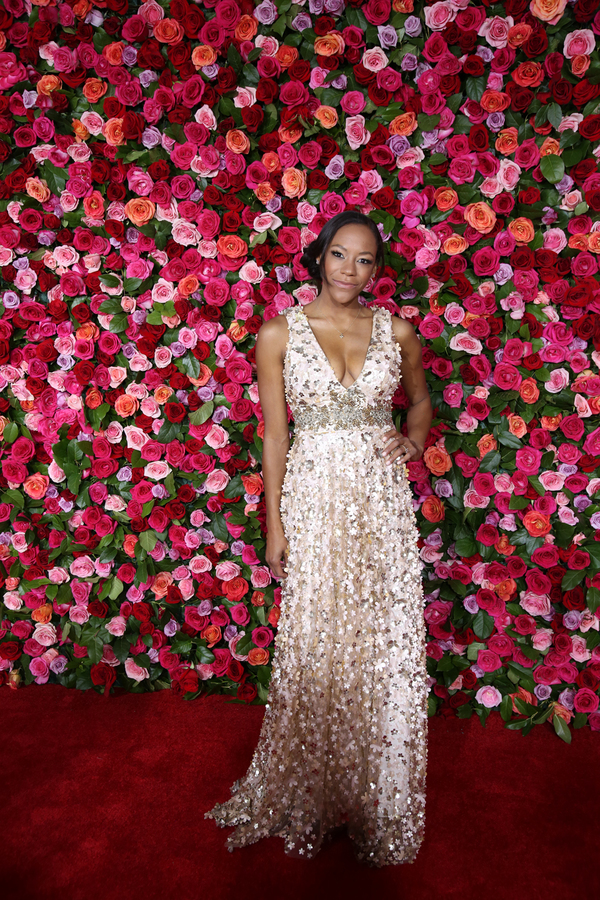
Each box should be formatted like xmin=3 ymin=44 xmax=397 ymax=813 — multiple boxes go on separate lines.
xmin=205 ymin=211 xmax=432 ymax=866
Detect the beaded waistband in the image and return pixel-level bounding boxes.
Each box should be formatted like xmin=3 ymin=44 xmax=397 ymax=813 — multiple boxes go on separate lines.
xmin=293 ymin=402 xmax=393 ymax=433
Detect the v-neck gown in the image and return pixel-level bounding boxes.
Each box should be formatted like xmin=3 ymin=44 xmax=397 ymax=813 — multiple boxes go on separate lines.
xmin=205 ymin=304 xmax=427 ymax=867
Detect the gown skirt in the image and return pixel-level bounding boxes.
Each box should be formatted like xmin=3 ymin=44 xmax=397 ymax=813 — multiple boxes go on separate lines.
xmin=205 ymin=304 xmax=428 ymax=867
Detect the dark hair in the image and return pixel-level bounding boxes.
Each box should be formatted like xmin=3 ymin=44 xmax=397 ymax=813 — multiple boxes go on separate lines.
xmin=300 ymin=211 xmax=385 ymax=284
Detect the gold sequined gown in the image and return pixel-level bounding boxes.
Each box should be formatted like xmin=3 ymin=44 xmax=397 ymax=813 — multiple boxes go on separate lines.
xmin=205 ymin=305 xmax=427 ymax=866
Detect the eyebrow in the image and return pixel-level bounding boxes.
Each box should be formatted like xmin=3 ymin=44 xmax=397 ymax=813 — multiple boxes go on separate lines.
xmin=331 ymin=244 xmax=374 ymax=255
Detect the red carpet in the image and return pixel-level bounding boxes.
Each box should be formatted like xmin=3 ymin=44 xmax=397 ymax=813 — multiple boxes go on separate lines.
xmin=1 ymin=685 xmax=598 ymax=900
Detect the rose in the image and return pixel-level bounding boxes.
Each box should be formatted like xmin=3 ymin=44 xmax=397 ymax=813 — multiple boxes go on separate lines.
xmin=475 ymin=686 xmax=502 ymax=708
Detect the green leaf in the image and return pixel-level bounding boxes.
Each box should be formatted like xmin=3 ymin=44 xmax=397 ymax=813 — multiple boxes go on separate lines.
xmin=108 ymin=577 xmax=124 ymax=601
xmin=553 ymin=714 xmax=572 ymax=744
xmin=108 ymin=313 xmax=129 ymax=334
xmin=473 ymin=609 xmax=494 ymax=640
xmin=500 ymin=694 xmax=513 ymax=723
xmin=478 ymin=451 xmax=501 ymax=474
xmin=2 ymin=422 xmax=18 ymax=443
xmin=417 ymin=113 xmax=441 ymax=132
xmin=139 ymin=531 xmax=158 ymax=552
xmin=223 ymin=474 xmax=244 ymax=500
xmin=587 ymin=587 xmax=600 ymax=614
xmin=465 ymin=76 xmax=485 ymax=103
xmin=546 ymin=103 xmax=563 ymax=131
xmin=561 ymin=568 xmax=587 ymax=591
xmin=189 ymin=401 xmax=214 ymax=426
xmin=539 ymin=155 xmax=565 ymax=185
xmin=210 ymin=512 xmax=230 ymax=543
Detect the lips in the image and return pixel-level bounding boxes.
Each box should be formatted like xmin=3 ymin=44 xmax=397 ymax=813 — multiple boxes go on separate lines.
xmin=333 ymin=280 xmax=356 ymax=288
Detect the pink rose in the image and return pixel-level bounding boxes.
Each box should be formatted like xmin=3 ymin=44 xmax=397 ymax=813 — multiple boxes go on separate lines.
xmin=424 ymin=1 xmax=457 ymax=32
xmin=477 ymin=649 xmax=502 ymax=672
xmin=564 ymin=30 xmax=595 ymax=59
xmin=474 ymin=685 xmax=502 ymax=708
xmin=345 ymin=115 xmax=370 ymax=150
xmin=204 ymin=469 xmax=230 ymax=493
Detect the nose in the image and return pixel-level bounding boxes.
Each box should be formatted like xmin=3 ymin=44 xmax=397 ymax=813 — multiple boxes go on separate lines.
xmin=341 ymin=257 xmax=357 ymax=276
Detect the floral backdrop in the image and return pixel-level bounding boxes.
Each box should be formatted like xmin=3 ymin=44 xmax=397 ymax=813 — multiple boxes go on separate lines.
xmin=0 ymin=0 xmax=599 ymax=741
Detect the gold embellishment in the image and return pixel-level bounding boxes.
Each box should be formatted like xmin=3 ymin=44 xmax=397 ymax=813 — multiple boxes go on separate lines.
xmin=294 ymin=401 xmax=393 ymax=433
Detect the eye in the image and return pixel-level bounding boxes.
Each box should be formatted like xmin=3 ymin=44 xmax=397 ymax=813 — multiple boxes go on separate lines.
xmin=359 ymin=258 xmax=373 ymax=265
xmin=331 ymin=250 xmax=343 ymax=258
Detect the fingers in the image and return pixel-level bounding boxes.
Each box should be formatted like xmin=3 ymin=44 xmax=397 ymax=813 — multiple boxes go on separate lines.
xmin=380 ymin=435 xmax=415 ymax=465
xmin=267 ymin=546 xmax=289 ymax=579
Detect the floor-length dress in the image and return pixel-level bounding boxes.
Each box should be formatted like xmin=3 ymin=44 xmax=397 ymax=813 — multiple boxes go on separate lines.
xmin=205 ymin=304 xmax=428 ymax=866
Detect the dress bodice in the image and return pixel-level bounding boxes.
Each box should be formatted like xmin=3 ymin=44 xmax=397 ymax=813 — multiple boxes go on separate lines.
xmin=280 ymin=305 xmax=402 ymax=433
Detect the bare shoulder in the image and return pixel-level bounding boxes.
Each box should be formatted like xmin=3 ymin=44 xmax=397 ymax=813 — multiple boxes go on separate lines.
xmin=390 ymin=313 xmax=418 ymax=347
xmin=255 ymin=312 xmax=289 ymax=359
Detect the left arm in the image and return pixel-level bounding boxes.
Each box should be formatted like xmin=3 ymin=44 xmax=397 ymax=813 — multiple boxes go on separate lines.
xmin=380 ymin=315 xmax=433 ymax=465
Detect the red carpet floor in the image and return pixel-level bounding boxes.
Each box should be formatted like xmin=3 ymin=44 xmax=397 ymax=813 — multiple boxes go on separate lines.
xmin=1 ymin=684 xmax=598 ymax=900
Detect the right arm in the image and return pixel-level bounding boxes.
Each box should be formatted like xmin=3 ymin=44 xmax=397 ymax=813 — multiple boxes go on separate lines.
xmin=255 ymin=314 xmax=290 ymax=580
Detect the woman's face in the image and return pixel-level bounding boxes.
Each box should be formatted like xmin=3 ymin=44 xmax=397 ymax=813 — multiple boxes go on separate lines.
xmin=318 ymin=224 xmax=378 ymax=302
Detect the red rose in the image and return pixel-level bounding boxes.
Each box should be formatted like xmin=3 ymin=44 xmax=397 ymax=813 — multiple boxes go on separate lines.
xmin=236 ymin=680 xmax=257 ymax=703
xmin=580 ymin=115 xmax=600 ymax=142
xmin=164 ymin=402 xmax=187 ymax=423
xmin=89 ymin=663 xmax=117 ymax=690
xmin=0 ymin=641 xmax=21 ymax=660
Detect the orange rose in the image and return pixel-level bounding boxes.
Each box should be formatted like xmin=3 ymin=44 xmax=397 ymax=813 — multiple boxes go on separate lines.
xmin=512 ymin=62 xmax=544 ymax=88
xmin=281 ymin=167 xmax=307 ymax=199
xmin=153 ymin=19 xmax=184 ymax=44
xmin=529 ymin=0 xmax=567 ymax=21
xmin=72 ymin=119 xmax=90 ymax=142
xmin=552 ymin=702 xmax=573 ymax=724
xmin=201 ymin=624 xmax=222 ymax=647
xmin=36 ymin=74 xmax=61 ymax=95
xmin=495 ymin=535 xmax=516 ymax=556
xmin=522 ymin=511 xmax=552 ymax=537
xmin=276 ymin=45 xmax=299 ymax=68
xmin=261 ymin=151 xmax=281 ymax=173
xmin=389 ymin=111 xmax=418 ymax=136
xmin=508 ymin=217 xmax=535 ymax=244
xmin=31 ymin=603 xmax=53 ymax=624
xmin=268 ymin=606 xmax=280 ymax=627
xmin=587 ymin=233 xmax=600 ymax=253
xmin=82 ymin=78 xmax=107 ymax=103
xmin=103 ymin=42 xmax=124 ymax=66
xmin=123 ymin=534 xmax=138 ymax=558
xmin=241 ymin=473 xmax=263 ymax=495
xmin=124 ymin=197 xmax=155 ymax=226
xmin=571 ymin=55 xmax=590 ymax=77
xmin=178 ymin=274 xmax=199 ymax=297
xmin=154 ymin=385 xmax=174 ymax=403
xmin=480 ymin=90 xmax=510 ymax=113
xmin=25 ymin=177 xmax=50 ymax=203
xmin=495 ymin=127 xmax=519 ymax=156
xmin=247 ymin=647 xmax=270 ymax=666
xmin=251 ymin=591 xmax=265 ymax=607
xmin=423 ymin=445 xmax=452 ymax=476
xmin=152 ymin=571 xmax=174 ymax=599
xmin=313 ymin=33 xmax=345 ymax=57
xmin=510 ymin=685 xmax=537 ymax=714
xmin=228 ymin=322 xmax=248 ymax=342
xmin=442 ymin=234 xmax=466 ymax=256
xmin=434 ymin=187 xmax=458 ymax=211
xmin=192 ymin=45 xmax=217 ymax=68
xmin=496 ymin=578 xmax=517 ymax=600
xmin=540 ymin=137 xmax=561 ymax=157
xmin=73 ymin=0 xmax=91 ymax=15
xmin=464 ymin=202 xmax=497 ymax=234
xmin=114 ymin=394 xmax=139 ymax=417
xmin=257 ymin=420 xmax=265 ymax=439
xmin=507 ymin=23 xmax=532 ymax=47
xmin=314 ymin=106 xmax=338 ymax=129
xmin=421 ymin=496 xmax=445 ymax=522
xmin=23 ymin=473 xmax=49 ymax=500
xmin=568 ymin=234 xmax=589 ymax=251
xmin=477 ymin=434 xmax=497 ymax=458
xmin=217 ymin=234 xmax=248 ymax=259
xmin=507 ymin=414 xmax=527 ymax=438
xmin=393 ymin=0 xmax=414 ymax=9
xmin=235 ymin=14 xmax=257 ymax=42
xmin=0 ymin=417 xmax=9 ymax=439
xmin=590 ymin=397 xmax=600 ymax=415
xmin=225 ymin=129 xmax=250 ymax=154
xmin=76 ymin=322 xmax=99 ymax=340
xmin=85 ymin=387 xmax=103 ymax=409
xmin=279 ymin=123 xmax=304 ymax=143
xmin=519 ymin=377 xmax=540 ymax=404
xmin=102 ymin=117 xmax=126 ymax=147
xmin=83 ymin=190 xmax=104 ymax=218
xmin=540 ymin=414 xmax=562 ymax=431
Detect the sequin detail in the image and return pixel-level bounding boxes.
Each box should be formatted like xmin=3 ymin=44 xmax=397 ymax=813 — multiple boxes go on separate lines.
xmin=205 ymin=305 xmax=428 ymax=867
xmin=294 ymin=400 xmax=393 ymax=434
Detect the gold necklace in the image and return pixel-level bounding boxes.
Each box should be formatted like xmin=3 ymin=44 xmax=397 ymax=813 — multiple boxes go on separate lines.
xmin=316 ymin=299 xmax=364 ymax=339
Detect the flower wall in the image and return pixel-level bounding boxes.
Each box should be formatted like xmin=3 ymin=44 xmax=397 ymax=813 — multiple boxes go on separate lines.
xmin=0 ymin=0 xmax=599 ymax=739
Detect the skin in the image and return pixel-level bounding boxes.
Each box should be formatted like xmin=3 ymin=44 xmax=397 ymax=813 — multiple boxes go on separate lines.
xmin=256 ymin=223 xmax=433 ymax=579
